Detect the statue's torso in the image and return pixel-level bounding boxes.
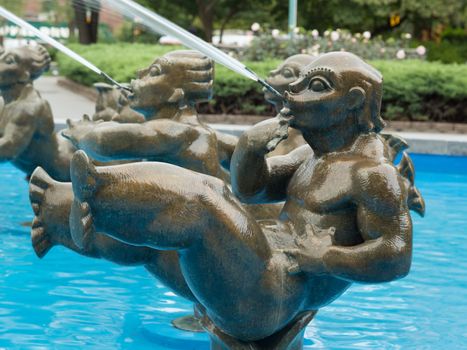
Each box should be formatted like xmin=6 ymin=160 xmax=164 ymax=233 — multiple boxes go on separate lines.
xmin=1 ymin=86 xmax=73 ymax=180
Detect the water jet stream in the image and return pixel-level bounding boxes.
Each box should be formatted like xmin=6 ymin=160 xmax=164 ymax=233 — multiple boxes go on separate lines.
xmin=0 ymin=6 xmax=130 ymax=91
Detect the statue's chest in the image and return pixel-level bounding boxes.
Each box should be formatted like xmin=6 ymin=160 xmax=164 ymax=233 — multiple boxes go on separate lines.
xmin=288 ymin=157 xmax=354 ymax=212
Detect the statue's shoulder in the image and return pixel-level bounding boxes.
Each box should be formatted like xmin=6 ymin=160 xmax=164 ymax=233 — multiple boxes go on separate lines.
xmin=352 ymin=155 xmax=402 ymax=208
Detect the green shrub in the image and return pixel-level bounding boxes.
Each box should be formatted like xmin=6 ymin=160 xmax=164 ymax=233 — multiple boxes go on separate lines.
xmin=424 ymin=41 xmax=467 ymax=64
xmin=57 ymin=44 xmax=467 ymax=123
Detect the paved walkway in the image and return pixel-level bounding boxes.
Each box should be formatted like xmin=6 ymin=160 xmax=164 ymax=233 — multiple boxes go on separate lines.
xmin=35 ymin=76 xmax=95 ymax=123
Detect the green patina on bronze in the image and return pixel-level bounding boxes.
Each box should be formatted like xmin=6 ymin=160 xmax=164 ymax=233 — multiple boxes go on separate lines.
xmin=0 ymin=45 xmax=75 ymax=181
xmin=29 ymin=51 xmax=425 ymax=349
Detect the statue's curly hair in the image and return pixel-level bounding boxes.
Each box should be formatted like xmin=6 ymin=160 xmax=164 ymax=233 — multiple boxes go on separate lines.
xmin=159 ymin=50 xmax=214 ymax=103
xmin=14 ymin=44 xmax=51 ymax=81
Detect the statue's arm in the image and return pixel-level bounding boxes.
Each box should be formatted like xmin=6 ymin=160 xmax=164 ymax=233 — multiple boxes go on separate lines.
xmin=0 ymin=109 xmax=36 ymax=161
xmin=215 ymin=130 xmax=238 ymax=170
xmin=231 ymin=118 xmax=309 ymax=203
xmin=66 ymin=120 xmax=193 ymax=162
xmin=322 ymin=164 xmax=412 ymax=283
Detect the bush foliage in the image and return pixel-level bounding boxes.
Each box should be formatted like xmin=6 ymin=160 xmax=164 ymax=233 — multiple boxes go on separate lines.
xmin=57 ymin=44 xmax=467 ymax=123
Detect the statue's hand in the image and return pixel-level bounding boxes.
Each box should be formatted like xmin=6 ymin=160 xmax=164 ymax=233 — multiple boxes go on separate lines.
xmin=283 ymin=227 xmax=335 ymax=275
xmin=244 ymin=114 xmax=289 ymax=155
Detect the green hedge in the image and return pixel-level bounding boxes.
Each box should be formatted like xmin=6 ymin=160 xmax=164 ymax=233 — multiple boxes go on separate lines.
xmin=57 ymin=44 xmax=467 ymax=123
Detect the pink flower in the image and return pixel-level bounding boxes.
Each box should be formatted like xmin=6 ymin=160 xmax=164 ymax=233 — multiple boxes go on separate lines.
xmin=396 ymin=49 xmax=406 ymax=59
xmin=416 ymin=45 xmax=426 ymax=56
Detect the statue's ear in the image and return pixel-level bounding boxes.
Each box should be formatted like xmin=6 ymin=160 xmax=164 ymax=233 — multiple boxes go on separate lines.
xmin=347 ymin=87 xmax=365 ymax=111
xmin=167 ymin=88 xmax=185 ymax=104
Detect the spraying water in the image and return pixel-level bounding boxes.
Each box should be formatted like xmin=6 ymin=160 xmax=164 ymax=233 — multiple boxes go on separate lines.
xmin=95 ymin=0 xmax=283 ymax=100
xmin=0 ymin=6 xmax=130 ymax=91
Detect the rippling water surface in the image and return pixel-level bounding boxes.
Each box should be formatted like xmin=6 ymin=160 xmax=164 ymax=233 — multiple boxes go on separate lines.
xmin=1 ymin=154 xmax=466 ymax=349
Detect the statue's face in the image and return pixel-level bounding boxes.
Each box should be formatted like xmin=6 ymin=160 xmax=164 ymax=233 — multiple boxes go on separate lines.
xmin=265 ymin=55 xmax=315 ymax=107
xmin=128 ymin=58 xmax=174 ymax=115
xmin=0 ymin=51 xmax=26 ymax=88
xmin=285 ymin=66 xmax=353 ymax=132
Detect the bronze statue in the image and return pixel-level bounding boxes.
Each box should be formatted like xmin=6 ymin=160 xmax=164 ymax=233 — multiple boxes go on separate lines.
xmin=264 ymin=54 xmax=313 ymax=156
xmin=30 ymin=52 xmax=424 ymax=349
xmin=62 ymin=50 xmax=237 ymax=181
xmin=92 ymin=82 xmax=145 ymax=123
xmin=0 ymin=45 xmax=75 ymax=181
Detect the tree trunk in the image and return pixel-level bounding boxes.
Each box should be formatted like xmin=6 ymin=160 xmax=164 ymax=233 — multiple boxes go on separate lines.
xmin=73 ymin=0 xmax=100 ymax=44
xmin=196 ymin=0 xmax=216 ymax=42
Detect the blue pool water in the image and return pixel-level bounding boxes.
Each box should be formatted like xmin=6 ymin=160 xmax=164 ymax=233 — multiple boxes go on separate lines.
xmin=1 ymin=154 xmax=466 ymax=349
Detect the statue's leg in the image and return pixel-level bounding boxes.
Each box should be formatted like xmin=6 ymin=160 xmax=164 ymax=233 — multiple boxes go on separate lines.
xmin=69 ymin=150 xmax=264 ymax=253
xmin=29 ymin=166 xmax=196 ymax=301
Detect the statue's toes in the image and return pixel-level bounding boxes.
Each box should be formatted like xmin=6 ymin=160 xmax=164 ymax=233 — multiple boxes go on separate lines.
xmin=70 ymin=199 xmax=94 ymax=250
xmin=31 ymin=218 xmax=53 ymax=258
xmin=71 ymin=151 xmax=98 ymax=202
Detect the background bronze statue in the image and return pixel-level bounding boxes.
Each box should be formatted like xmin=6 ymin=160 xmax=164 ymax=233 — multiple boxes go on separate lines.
xmin=0 ymin=45 xmax=75 ymax=181
xmin=30 ymin=52 xmax=424 ymax=349
xmin=264 ymin=54 xmax=312 ymax=156
xmin=63 ymin=50 xmax=236 ymax=181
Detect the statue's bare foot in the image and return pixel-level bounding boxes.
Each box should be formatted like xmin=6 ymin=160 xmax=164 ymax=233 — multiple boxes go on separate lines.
xmin=29 ymin=167 xmax=72 ymax=258
xmin=70 ymin=199 xmax=95 ymax=250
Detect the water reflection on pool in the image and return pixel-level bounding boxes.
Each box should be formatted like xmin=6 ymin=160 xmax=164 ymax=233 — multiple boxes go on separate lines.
xmin=1 ymin=154 xmax=466 ymax=349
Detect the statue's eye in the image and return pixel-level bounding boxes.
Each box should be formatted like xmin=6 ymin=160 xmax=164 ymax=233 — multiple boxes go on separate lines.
xmin=282 ymin=68 xmax=294 ymax=79
xmin=309 ymin=78 xmax=329 ymax=92
xmin=5 ymin=56 xmax=15 ymax=65
xmin=149 ymin=65 xmax=161 ymax=77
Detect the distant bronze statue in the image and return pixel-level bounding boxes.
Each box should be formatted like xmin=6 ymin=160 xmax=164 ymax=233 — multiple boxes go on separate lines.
xmin=0 ymin=45 xmax=75 ymax=181
xmin=92 ymin=82 xmax=145 ymax=123
xmin=264 ymin=54 xmax=313 ymax=156
xmin=30 ymin=52 xmax=424 ymax=349
xmin=63 ymin=50 xmax=237 ymax=181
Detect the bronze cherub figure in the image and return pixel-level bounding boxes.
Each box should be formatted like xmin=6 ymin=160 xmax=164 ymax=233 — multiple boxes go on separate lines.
xmin=0 ymin=45 xmax=75 ymax=181
xmin=30 ymin=52 xmax=424 ymax=349
xmin=62 ymin=50 xmax=237 ymax=181
xmin=264 ymin=54 xmax=313 ymax=156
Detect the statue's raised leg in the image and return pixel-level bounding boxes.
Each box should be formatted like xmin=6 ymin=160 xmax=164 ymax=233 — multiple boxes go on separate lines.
xmin=69 ymin=150 xmax=266 ymax=255
xmin=29 ymin=166 xmax=196 ymax=302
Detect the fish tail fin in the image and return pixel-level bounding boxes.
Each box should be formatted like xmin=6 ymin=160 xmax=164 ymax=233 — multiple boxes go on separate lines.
xmin=382 ymin=133 xmax=409 ymax=162
xmin=397 ymin=152 xmax=425 ymax=217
